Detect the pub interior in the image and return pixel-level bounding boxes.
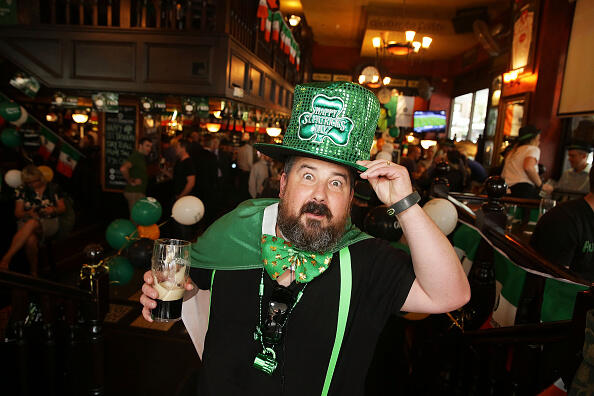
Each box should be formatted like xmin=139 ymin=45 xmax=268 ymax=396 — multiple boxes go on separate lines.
xmin=1 ymin=0 xmax=593 ymax=395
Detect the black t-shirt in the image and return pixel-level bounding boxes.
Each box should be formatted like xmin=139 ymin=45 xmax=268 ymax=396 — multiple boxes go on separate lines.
xmin=530 ymin=198 xmax=594 ymax=281
xmin=190 ymin=238 xmax=415 ymax=396
xmin=173 ymin=157 xmax=197 ymax=197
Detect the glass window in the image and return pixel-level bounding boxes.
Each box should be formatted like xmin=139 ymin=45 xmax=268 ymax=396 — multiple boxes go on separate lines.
xmin=449 ymin=89 xmax=489 ymax=143
xmin=449 ymin=93 xmax=473 ymax=141
xmin=469 ymin=88 xmax=489 ymax=142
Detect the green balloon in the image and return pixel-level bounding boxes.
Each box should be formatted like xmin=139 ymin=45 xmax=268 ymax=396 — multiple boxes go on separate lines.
xmin=108 ymin=256 xmax=134 ymax=285
xmin=131 ymin=197 xmax=162 ymax=226
xmin=0 ymin=102 xmax=22 ymax=122
xmin=389 ymin=127 xmax=400 ymax=138
xmin=1 ymin=128 xmax=22 ymax=148
xmin=105 ymin=218 xmax=137 ymax=249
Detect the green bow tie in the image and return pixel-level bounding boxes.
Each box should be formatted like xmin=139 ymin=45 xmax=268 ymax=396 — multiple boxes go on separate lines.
xmin=260 ymin=234 xmax=333 ymax=283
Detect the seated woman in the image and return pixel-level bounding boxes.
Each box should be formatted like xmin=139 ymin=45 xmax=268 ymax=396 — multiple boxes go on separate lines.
xmin=0 ymin=165 xmax=65 ymax=276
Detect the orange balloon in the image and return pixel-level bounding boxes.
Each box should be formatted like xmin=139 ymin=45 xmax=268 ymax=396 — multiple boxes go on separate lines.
xmin=137 ymin=224 xmax=160 ymax=240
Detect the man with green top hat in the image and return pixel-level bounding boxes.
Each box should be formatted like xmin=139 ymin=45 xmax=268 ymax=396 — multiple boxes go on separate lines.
xmin=140 ymin=82 xmax=470 ymax=395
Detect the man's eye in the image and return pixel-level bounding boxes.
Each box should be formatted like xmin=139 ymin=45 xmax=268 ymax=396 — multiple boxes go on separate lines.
xmin=331 ymin=180 xmax=342 ymax=187
xmin=303 ymin=173 xmax=314 ymax=181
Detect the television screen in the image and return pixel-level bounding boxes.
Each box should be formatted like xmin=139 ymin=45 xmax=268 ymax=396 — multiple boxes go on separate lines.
xmin=413 ymin=110 xmax=447 ymax=133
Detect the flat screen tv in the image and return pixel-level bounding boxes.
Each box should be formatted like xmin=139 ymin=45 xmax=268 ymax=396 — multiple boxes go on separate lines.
xmin=413 ymin=110 xmax=447 ymax=133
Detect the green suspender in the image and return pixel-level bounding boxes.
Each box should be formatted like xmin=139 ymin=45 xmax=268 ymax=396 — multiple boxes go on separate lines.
xmin=207 ymin=270 xmax=216 ymax=327
xmin=321 ymin=247 xmax=352 ymax=396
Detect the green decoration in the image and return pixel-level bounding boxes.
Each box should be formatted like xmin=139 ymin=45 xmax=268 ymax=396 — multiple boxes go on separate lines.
xmin=389 ymin=127 xmax=400 ymax=138
xmin=105 ymin=218 xmax=137 ymax=250
xmin=0 ymin=102 xmax=22 ymax=121
xmin=254 ymin=82 xmax=380 ymax=172
xmin=131 ymin=197 xmax=162 ymax=226
xmin=260 ymin=234 xmax=332 ymax=283
xmin=107 ymin=256 xmax=134 ymax=285
xmin=0 ymin=128 xmax=22 ymax=148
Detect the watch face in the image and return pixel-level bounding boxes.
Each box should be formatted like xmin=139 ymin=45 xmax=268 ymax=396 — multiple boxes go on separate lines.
xmin=377 ymin=87 xmax=391 ymax=104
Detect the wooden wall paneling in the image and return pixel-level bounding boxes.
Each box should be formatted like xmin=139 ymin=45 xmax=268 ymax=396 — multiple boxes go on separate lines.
xmin=73 ymin=40 xmax=135 ymax=81
xmin=1 ymin=36 xmax=63 ymax=79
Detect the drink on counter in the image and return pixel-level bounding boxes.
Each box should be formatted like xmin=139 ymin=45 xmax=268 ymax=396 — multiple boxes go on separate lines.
xmin=151 ymin=238 xmax=191 ymax=322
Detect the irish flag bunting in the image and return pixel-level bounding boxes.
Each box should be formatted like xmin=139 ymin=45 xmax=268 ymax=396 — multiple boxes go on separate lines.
xmin=265 ymin=9 xmax=272 ymax=41
xmin=38 ymin=128 xmax=57 ymax=160
xmin=56 ymin=144 xmax=80 ymax=178
xmin=272 ymin=12 xmax=281 ymax=42
xmin=452 ymin=223 xmax=589 ymax=328
xmin=257 ymin=0 xmax=268 ymax=31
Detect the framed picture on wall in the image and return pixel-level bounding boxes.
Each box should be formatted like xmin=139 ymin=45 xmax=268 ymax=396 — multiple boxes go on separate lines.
xmin=511 ymin=0 xmax=540 ymax=73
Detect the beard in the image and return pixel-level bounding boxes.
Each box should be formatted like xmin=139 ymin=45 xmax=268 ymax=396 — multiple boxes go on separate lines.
xmin=277 ymin=199 xmax=349 ymax=253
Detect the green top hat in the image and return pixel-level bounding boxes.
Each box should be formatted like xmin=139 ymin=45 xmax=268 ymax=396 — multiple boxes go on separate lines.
xmin=254 ymin=82 xmax=380 ymax=172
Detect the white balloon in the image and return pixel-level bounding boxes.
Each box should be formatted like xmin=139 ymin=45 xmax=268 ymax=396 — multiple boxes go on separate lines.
xmin=172 ymin=196 xmax=205 ymax=225
xmin=10 ymin=106 xmax=28 ymax=127
xmin=4 ymin=169 xmax=22 ymax=188
xmin=423 ymin=198 xmax=458 ymax=236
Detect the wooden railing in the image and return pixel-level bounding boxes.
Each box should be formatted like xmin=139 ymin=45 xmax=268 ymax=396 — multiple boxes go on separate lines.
xmin=1 ymin=267 xmax=109 ymax=395
xmin=27 ymin=0 xmax=218 ymax=31
xmin=13 ymin=0 xmax=302 ymax=85
xmin=423 ymin=173 xmax=594 ymax=393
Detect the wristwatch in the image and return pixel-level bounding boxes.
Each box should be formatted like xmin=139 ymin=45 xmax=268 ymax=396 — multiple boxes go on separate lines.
xmin=386 ymin=191 xmax=421 ymax=217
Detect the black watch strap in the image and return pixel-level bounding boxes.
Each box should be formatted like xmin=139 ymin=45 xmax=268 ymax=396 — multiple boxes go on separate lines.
xmin=386 ymin=191 xmax=421 ymax=217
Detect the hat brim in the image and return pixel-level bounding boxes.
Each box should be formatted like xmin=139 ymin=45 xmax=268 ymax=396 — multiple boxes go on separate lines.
xmin=254 ymin=143 xmax=367 ymax=172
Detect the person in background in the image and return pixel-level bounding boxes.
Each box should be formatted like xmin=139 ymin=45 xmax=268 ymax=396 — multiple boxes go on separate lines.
xmin=172 ymin=139 xmax=197 ymax=200
xmin=0 ymin=165 xmax=65 ymax=276
xmin=248 ymin=152 xmax=271 ymax=198
xmin=418 ymin=145 xmax=435 ymax=169
xmin=120 ymin=137 xmax=152 ymax=215
xmin=501 ymin=125 xmax=553 ymax=199
xmin=237 ymin=135 xmax=255 ymax=200
xmin=552 ymin=143 xmax=592 ymax=196
xmin=399 ymin=145 xmax=421 ymax=182
xmin=530 ymin=166 xmax=594 ymax=281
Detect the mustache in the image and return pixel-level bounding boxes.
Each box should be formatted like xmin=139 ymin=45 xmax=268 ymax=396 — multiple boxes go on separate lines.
xmin=300 ymin=201 xmax=332 ymax=219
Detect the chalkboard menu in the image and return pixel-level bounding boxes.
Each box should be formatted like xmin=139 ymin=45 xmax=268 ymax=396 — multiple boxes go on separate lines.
xmin=102 ymin=106 xmax=137 ymax=191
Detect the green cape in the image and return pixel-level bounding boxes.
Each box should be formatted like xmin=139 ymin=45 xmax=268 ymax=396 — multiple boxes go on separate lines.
xmin=190 ymin=198 xmax=372 ymax=270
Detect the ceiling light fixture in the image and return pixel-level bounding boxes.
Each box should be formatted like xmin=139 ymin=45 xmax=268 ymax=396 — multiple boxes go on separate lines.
xmin=288 ymin=15 xmax=301 ymax=27
xmin=405 ymin=30 xmax=416 ymax=42
xmin=422 ymin=36 xmax=432 ymax=48
xmin=72 ymin=111 xmax=88 ymax=124
xmin=412 ymin=41 xmax=421 ymax=53
xmin=382 ymin=76 xmax=391 ymax=85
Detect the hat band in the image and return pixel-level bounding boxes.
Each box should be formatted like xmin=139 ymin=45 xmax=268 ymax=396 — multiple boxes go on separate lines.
xmin=517 ymin=132 xmax=536 ymax=142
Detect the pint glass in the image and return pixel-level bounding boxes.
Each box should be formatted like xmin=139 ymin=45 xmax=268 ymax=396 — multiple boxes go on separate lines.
xmin=151 ymin=238 xmax=191 ymax=322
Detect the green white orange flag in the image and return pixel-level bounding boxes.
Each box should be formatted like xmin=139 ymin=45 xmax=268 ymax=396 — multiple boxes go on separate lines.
xmin=56 ymin=144 xmax=80 ymax=178
xmin=257 ymin=0 xmax=268 ymax=31
xmin=265 ymin=9 xmax=272 ymax=42
xmin=38 ymin=128 xmax=57 ymax=160
xmin=272 ymin=12 xmax=281 ymax=41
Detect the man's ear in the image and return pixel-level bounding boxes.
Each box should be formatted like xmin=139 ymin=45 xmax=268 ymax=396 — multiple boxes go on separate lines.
xmin=279 ymin=172 xmax=288 ymax=198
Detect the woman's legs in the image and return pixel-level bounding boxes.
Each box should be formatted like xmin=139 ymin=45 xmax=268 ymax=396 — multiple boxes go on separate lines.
xmin=25 ymin=233 xmax=39 ymax=276
xmin=0 ymin=219 xmax=40 ymax=271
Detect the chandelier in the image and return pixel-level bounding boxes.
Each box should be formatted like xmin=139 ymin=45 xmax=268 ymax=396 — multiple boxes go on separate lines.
xmin=358 ymin=32 xmax=432 ymax=88
xmin=373 ymin=31 xmax=432 ymax=57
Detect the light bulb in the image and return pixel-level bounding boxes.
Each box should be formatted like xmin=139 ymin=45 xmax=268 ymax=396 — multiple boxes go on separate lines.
xmin=412 ymin=41 xmax=421 ymax=52
xmin=358 ymin=74 xmax=366 ymax=84
xmin=405 ymin=30 xmax=416 ymax=42
xmin=383 ymin=76 xmax=391 ymax=85
xmin=288 ymin=15 xmax=301 ymax=27
xmin=372 ymin=37 xmax=381 ymax=48
xmin=371 ymin=75 xmax=379 ymax=83
xmin=422 ymin=36 xmax=432 ymax=48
